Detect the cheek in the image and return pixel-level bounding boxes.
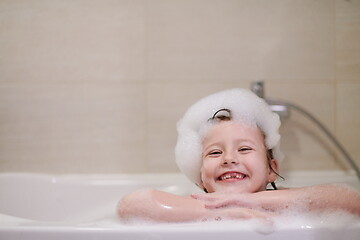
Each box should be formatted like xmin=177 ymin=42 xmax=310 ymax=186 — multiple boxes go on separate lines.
xmin=200 ymin=165 xmax=210 ymax=182
xmin=200 ymin=161 xmax=216 ymax=184
xmin=200 ymin=169 xmax=216 ymax=193
xmin=248 ymin=154 xmax=269 ymax=175
xmin=258 ymin=162 xmax=272 ymax=182
xmin=201 ymin=159 xmax=217 ymax=176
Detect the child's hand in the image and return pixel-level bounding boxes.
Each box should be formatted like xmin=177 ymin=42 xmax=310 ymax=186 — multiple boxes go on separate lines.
xmin=220 ymin=207 xmax=274 ymax=221
xmin=191 ymin=192 xmax=259 ymax=209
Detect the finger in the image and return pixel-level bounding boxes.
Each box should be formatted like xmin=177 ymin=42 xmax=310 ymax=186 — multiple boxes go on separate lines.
xmin=190 ymin=193 xmax=218 ymax=201
xmin=205 ymin=197 xmax=256 ymax=209
xmin=224 ymin=208 xmax=273 ymax=221
xmin=204 ymin=199 xmax=241 ymax=209
xmin=205 ymin=203 xmax=224 ymax=209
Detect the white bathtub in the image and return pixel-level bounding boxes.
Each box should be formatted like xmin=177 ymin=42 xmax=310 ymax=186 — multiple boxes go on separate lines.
xmin=0 ymin=171 xmax=359 ymax=240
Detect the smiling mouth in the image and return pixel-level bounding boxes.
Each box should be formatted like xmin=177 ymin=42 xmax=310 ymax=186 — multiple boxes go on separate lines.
xmin=217 ymin=172 xmax=248 ymax=181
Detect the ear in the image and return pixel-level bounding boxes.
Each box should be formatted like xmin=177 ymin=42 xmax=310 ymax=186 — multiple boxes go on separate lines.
xmin=268 ymin=159 xmax=279 ymax=183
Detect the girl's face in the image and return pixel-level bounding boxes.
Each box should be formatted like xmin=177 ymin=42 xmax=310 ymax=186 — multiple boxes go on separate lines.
xmin=200 ymin=121 xmax=278 ymax=193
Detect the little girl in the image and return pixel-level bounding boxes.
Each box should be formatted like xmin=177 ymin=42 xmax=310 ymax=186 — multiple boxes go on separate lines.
xmin=118 ymin=89 xmax=360 ymax=222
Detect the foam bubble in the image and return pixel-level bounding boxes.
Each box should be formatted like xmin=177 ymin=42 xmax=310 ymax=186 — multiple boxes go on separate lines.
xmin=114 ymin=210 xmax=360 ymax=234
xmin=175 ymin=88 xmax=284 ymax=187
xmin=273 ymin=210 xmax=360 ymax=230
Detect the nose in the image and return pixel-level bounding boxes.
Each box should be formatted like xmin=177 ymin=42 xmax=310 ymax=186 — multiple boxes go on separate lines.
xmin=222 ymin=152 xmax=239 ymax=165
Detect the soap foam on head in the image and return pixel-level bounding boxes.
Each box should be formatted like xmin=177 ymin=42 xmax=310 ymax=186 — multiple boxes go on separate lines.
xmin=175 ymin=88 xmax=284 ymax=187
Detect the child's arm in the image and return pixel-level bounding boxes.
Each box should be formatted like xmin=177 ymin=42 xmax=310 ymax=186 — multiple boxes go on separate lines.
xmin=117 ymin=189 xmax=272 ymax=222
xmin=118 ymin=189 xmax=208 ymax=222
xmin=192 ymin=184 xmax=360 ymax=215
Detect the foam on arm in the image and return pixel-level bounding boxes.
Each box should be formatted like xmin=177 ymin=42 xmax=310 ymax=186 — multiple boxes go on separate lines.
xmin=254 ymin=184 xmax=360 ymax=215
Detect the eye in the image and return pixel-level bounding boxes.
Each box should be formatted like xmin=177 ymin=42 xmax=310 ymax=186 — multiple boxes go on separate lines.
xmin=238 ymin=147 xmax=252 ymax=153
xmin=207 ymin=150 xmax=222 ymax=156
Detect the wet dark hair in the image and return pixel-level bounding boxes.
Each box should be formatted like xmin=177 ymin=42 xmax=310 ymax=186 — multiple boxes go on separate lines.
xmin=208 ymin=108 xmax=232 ymax=122
xmin=204 ymin=108 xmax=284 ymax=192
xmin=266 ymin=149 xmax=284 ymax=190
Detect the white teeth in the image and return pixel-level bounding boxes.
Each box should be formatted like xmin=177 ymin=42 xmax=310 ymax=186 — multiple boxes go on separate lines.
xmin=220 ymin=173 xmax=245 ymax=180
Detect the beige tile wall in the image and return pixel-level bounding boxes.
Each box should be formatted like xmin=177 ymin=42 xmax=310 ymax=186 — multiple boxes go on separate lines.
xmin=0 ymin=0 xmax=359 ymax=175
